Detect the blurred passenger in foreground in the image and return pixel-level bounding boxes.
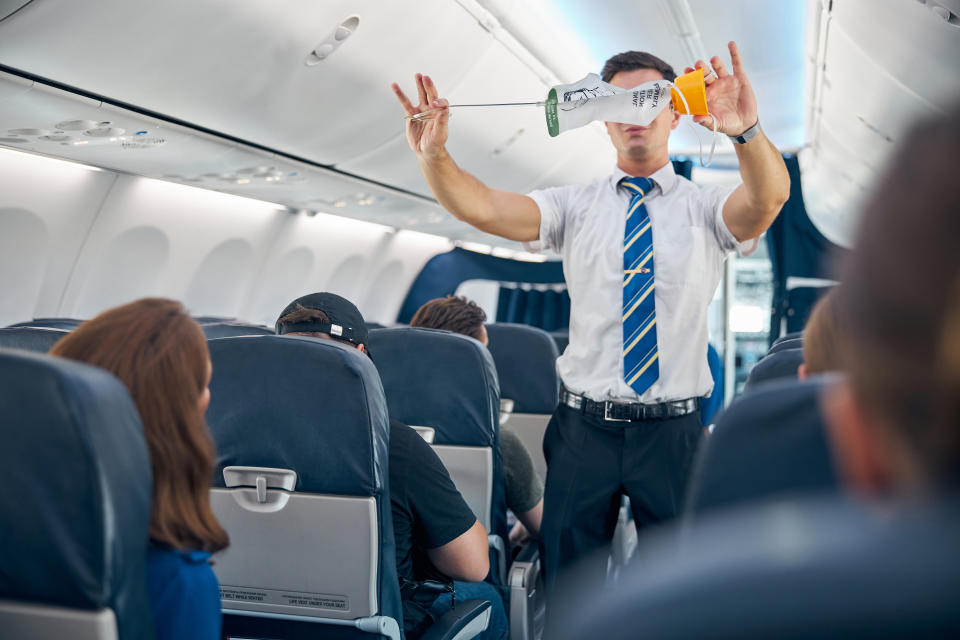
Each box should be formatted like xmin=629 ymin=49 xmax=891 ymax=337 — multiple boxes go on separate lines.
xmin=797 ymin=287 xmax=844 ymax=380
xmin=555 ymin=105 xmax=960 ymax=638
xmin=411 ymin=295 xmax=545 ymax=545
xmin=51 ymin=298 xmax=229 ymax=640
xmin=276 ymin=293 xmax=507 ymax=639
xmin=825 ymin=110 xmax=960 ymax=497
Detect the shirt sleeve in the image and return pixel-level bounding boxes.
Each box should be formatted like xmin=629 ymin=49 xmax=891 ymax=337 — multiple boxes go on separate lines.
xmin=523 ymin=185 xmax=573 ymax=253
xmin=699 ymin=184 xmax=759 ymax=257
xmin=398 ymin=424 xmax=479 ymax=550
xmin=499 ymin=426 xmax=544 ymax=514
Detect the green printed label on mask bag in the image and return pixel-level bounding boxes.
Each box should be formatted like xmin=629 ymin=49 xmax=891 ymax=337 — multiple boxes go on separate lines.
xmin=545 ymin=88 xmax=560 ymax=137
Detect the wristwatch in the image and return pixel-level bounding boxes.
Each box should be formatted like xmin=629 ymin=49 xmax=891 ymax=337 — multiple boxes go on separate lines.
xmin=728 ymin=120 xmax=761 ymax=144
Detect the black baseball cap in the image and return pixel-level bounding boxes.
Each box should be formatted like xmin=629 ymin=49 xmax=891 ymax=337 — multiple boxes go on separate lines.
xmin=275 ymin=292 xmax=369 ymax=349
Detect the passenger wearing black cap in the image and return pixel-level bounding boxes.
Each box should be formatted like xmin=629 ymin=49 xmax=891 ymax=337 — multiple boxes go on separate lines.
xmin=276 ymin=293 xmax=509 ymax=640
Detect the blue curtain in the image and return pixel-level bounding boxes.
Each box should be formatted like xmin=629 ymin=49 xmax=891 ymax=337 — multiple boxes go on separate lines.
xmin=672 ymin=158 xmax=694 ymax=180
xmin=765 ymin=155 xmax=848 ymax=345
xmin=397 ymin=248 xmax=565 ymax=323
xmin=495 ymin=286 xmax=571 ymax=331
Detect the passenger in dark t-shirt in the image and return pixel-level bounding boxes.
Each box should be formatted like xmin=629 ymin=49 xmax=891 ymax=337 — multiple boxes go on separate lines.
xmin=275 ymin=293 xmax=509 ymax=638
xmin=389 ymin=419 xmax=477 ymax=581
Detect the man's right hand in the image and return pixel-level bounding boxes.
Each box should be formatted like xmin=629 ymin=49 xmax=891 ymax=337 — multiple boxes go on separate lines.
xmin=392 ymin=73 xmax=450 ymax=159
xmin=389 ymin=73 xmax=542 ymax=244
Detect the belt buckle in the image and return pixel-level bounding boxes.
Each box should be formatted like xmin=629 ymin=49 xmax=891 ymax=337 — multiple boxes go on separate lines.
xmin=603 ymin=402 xmax=632 ymax=423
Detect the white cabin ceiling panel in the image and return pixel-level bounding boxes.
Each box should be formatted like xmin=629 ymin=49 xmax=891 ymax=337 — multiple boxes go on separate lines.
xmin=240 ymin=214 xmax=451 ymax=326
xmin=804 ymin=0 xmax=960 ymax=246
xmin=831 ymin=0 xmax=960 ymax=109
xmin=58 ymin=174 xmax=286 ymax=319
xmin=819 ymin=19 xmax=943 ymax=165
xmin=0 ymin=147 xmax=116 ymax=325
xmin=529 ymin=124 xmax=616 ymax=192
xmin=0 ymin=0 xmax=494 ymax=165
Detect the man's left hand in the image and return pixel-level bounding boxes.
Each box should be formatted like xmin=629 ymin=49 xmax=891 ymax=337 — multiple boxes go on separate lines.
xmin=685 ymin=41 xmax=758 ymax=137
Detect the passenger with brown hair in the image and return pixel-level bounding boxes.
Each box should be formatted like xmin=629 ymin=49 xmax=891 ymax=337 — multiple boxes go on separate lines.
xmin=825 ymin=104 xmax=960 ymax=496
xmin=797 ymin=287 xmax=845 ymax=379
xmin=411 ymin=295 xmax=545 ymax=545
xmin=50 ymin=297 xmax=229 ymax=640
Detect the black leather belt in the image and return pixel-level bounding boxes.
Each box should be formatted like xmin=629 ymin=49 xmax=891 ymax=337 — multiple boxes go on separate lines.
xmin=560 ymin=387 xmax=699 ymax=422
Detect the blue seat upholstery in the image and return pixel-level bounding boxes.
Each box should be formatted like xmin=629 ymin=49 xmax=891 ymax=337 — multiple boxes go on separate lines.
xmin=200 ymin=322 xmax=274 ymax=339
xmin=0 ymin=327 xmax=68 ymax=352
xmin=771 ymin=330 xmax=802 ymax=347
xmin=192 ymin=315 xmax=235 ymax=324
xmin=685 ymin=376 xmax=838 ymax=517
xmin=767 ymin=337 xmax=803 ymax=355
xmin=550 ymin=330 xmax=569 ymax=354
xmin=701 ymin=344 xmax=725 ymax=426
xmin=0 ymin=350 xmax=152 ymax=640
xmin=205 ymin=335 xmax=491 ymax=640
xmin=484 ymin=323 xmax=559 ymax=414
xmin=556 ymin=495 xmax=960 ymax=639
xmin=5 ymin=317 xmax=84 ymax=330
xmin=205 ymin=335 xmax=401 ymax=639
xmin=744 ymin=348 xmax=804 ymax=390
xmin=367 ymin=327 xmax=507 ymax=545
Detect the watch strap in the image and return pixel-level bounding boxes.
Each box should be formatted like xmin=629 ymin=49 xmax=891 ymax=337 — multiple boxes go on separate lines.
xmin=729 ymin=120 xmax=761 ymax=144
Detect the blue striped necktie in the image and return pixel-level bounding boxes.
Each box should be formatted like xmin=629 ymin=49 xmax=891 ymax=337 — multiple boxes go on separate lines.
xmin=619 ymin=176 xmax=659 ymax=396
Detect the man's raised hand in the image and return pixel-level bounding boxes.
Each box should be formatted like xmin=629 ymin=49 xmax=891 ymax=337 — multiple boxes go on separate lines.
xmin=391 ymin=73 xmax=450 ymax=158
xmin=683 ymin=41 xmax=759 ymax=137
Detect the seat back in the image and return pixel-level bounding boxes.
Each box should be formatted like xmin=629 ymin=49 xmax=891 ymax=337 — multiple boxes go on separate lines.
xmin=0 ymin=327 xmax=69 ymax=352
xmin=743 ymin=348 xmax=804 ymax=390
xmin=200 ymin=322 xmax=275 ymax=339
xmin=484 ymin=323 xmax=558 ymax=480
xmin=770 ymin=330 xmax=802 ymax=347
xmin=6 ymin=317 xmax=84 ymax=330
xmin=685 ymin=376 xmax=838 ymax=518
xmin=558 ymin=496 xmax=960 ymax=639
xmin=192 ymin=316 xmax=236 ymax=324
xmin=205 ymin=335 xmax=401 ymax=639
xmin=0 ymin=351 xmax=152 ymax=640
xmin=368 ymin=328 xmax=507 ymax=548
xmin=550 ymin=330 xmax=569 ymax=354
xmin=766 ymin=337 xmax=803 ymax=355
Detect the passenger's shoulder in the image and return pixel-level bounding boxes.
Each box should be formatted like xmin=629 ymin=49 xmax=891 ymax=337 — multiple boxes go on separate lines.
xmin=389 ymin=419 xmax=421 ymax=446
xmin=148 ymin=547 xmax=217 ymax=589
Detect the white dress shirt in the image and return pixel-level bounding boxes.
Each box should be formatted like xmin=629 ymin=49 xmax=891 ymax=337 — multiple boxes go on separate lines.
xmin=526 ymin=161 xmax=756 ymax=403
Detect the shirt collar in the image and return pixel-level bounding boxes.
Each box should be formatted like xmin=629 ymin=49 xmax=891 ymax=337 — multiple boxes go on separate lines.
xmin=610 ymin=161 xmax=678 ymax=196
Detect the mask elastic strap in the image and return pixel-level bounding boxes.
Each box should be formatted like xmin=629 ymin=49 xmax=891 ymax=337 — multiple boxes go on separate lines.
xmin=664 ymin=80 xmax=717 ymax=168
xmin=687 ymin=116 xmax=718 ymax=168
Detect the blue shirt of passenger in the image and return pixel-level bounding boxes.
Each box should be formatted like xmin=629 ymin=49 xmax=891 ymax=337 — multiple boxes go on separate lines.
xmin=146 ymin=545 xmax=222 ymax=640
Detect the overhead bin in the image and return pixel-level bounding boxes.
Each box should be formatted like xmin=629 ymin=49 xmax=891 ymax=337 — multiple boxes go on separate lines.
xmin=0 ymin=69 xmax=505 ymax=247
xmin=802 ymin=0 xmax=960 ymax=248
xmin=0 ymin=0 xmax=494 ymax=165
xmin=341 ymin=38 xmax=613 ymax=196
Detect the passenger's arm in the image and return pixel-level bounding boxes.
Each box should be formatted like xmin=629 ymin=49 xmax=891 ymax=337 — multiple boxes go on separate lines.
xmin=427 ymin=519 xmax=491 ymax=583
xmin=509 ymin=498 xmax=544 ymax=545
xmin=392 ymin=74 xmax=541 ymax=242
xmin=685 ymin=42 xmax=790 ymax=242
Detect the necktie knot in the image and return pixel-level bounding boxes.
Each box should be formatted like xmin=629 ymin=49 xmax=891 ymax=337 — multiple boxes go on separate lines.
xmin=618 ymin=176 xmax=656 ymax=197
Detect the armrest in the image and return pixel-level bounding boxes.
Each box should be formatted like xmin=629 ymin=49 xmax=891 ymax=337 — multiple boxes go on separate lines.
xmin=420 ymin=599 xmax=492 ymax=640
xmin=509 ymin=544 xmax=545 ymax=640
xmin=512 ymin=538 xmax=539 ymax=565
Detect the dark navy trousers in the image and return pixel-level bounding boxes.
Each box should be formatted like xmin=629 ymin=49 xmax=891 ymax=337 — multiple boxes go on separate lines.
xmin=540 ymin=403 xmax=702 ymax=602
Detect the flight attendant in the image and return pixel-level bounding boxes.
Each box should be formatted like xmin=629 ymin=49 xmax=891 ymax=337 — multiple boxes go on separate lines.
xmin=392 ymin=42 xmax=790 ymax=600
